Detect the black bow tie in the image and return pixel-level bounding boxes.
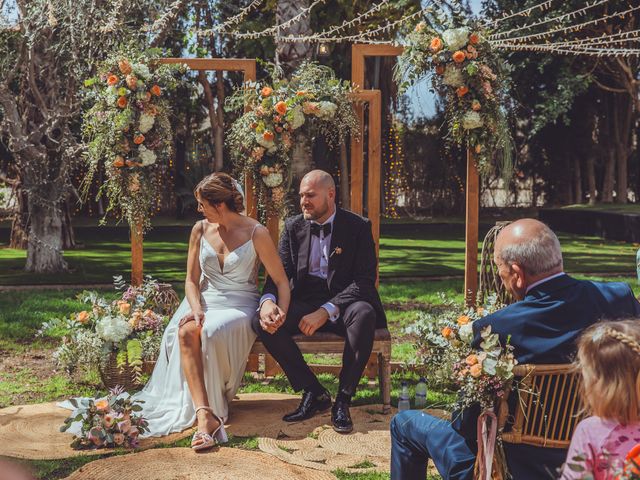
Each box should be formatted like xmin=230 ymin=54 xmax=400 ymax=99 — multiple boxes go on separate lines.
xmin=310 ymin=222 xmax=332 ymax=237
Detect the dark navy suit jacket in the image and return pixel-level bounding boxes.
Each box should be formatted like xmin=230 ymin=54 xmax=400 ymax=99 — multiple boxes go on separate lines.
xmin=457 ymin=274 xmax=640 ymax=479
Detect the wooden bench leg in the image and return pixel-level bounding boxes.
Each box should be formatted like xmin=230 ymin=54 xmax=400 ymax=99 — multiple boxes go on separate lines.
xmin=378 ymin=351 xmax=391 ymax=413
xmin=245 ymin=353 xmax=259 ymax=373
xmin=264 ymin=354 xmax=282 ymax=377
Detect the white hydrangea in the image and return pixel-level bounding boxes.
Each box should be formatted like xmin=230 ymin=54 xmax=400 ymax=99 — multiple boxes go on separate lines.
xmin=290 ymin=105 xmax=305 ymax=130
xmin=139 ymin=145 xmax=157 ymax=166
xmin=132 ymin=63 xmax=151 ymax=80
xmin=316 ymin=101 xmax=338 ymax=119
xmin=442 ymin=66 xmax=464 ymax=87
xmin=442 ymin=27 xmax=470 ymax=51
xmin=95 ymin=315 xmax=132 ymax=343
xmin=256 ymin=133 xmax=276 ymax=153
xmin=139 ymin=113 xmax=155 ymax=134
xmin=262 ymin=172 xmax=283 ymax=188
xmin=462 ymin=111 xmax=484 ymax=130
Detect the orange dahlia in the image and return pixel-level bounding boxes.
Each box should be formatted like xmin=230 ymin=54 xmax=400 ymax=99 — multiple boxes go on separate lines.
xmin=452 ymin=51 xmax=466 ymax=63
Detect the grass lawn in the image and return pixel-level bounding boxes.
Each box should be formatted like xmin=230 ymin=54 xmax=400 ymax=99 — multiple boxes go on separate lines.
xmin=1 ymin=224 xmax=638 ymax=284
xmin=561 ymin=203 xmax=640 ymax=214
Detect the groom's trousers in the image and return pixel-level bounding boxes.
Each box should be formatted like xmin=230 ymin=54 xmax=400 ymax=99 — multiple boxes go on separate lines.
xmin=252 ymin=275 xmax=376 ymax=397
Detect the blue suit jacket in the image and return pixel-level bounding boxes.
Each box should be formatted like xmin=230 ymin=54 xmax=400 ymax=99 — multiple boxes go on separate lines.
xmin=457 ymin=274 xmax=640 ymax=479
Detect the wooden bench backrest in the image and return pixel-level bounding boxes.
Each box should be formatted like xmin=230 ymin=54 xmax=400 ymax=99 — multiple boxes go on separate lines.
xmin=497 ymin=364 xmax=583 ymax=449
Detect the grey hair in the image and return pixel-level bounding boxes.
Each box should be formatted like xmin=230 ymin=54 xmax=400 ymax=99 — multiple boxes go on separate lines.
xmin=498 ymin=224 xmax=563 ymax=276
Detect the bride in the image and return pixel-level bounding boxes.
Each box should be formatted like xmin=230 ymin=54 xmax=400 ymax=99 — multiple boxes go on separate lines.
xmin=63 ymin=172 xmax=290 ymax=451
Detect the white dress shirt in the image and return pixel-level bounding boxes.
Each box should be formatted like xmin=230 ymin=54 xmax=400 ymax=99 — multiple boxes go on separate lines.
xmin=525 ymin=272 xmax=566 ymax=294
xmin=260 ymin=211 xmax=340 ymax=322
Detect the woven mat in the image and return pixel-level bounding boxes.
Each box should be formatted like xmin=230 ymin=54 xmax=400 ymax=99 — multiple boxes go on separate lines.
xmin=63 ymin=447 xmax=337 ymax=480
xmin=0 ymin=402 xmax=192 ymax=460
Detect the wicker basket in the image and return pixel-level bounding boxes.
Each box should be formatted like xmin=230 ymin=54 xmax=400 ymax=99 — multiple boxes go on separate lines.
xmin=154 ymin=283 xmax=181 ymax=315
xmin=99 ymin=352 xmax=156 ymax=391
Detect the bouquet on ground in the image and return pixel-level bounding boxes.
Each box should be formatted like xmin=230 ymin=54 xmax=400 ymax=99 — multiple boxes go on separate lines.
xmin=62 ymin=386 xmax=149 ymax=450
xmin=40 ymin=276 xmax=169 ymax=383
xmin=406 ymin=294 xmax=516 ymax=410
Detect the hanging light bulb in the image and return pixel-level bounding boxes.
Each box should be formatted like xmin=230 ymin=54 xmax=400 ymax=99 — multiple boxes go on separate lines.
xmin=318 ymin=43 xmax=330 ymax=56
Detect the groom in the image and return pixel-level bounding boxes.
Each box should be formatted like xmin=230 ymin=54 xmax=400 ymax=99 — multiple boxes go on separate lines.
xmin=253 ymin=169 xmax=386 ymax=433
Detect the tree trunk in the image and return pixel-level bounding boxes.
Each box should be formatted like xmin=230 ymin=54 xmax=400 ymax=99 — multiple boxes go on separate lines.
xmin=9 ymin=183 xmax=28 ymax=249
xmin=25 ymin=194 xmax=68 ymax=273
xmin=601 ymin=95 xmax=616 ymax=203
xmin=276 ymin=0 xmax=313 ymax=75
xmin=614 ymin=93 xmax=632 ymax=204
xmin=573 ymin=154 xmax=583 ymax=204
xmin=339 ymin=141 xmax=350 ymax=209
xmin=586 ymin=153 xmax=597 ymax=205
xmin=290 ymin=131 xmax=313 ymax=191
xmin=214 ymin=70 xmax=225 ymax=172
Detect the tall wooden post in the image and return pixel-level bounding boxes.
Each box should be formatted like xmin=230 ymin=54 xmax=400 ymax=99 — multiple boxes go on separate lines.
xmin=464 ymin=148 xmax=479 ymax=307
xmin=131 ymin=222 xmax=143 ymax=287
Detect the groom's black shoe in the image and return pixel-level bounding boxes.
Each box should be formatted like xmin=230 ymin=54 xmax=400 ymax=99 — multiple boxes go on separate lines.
xmin=283 ymin=389 xmax=332 ymax=422
xmin=331 ymin=400 xmax=353 ymax=433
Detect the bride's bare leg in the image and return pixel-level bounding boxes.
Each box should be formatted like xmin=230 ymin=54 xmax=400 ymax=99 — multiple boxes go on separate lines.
xmin=178 ymin=322 xmax=220 ymax=437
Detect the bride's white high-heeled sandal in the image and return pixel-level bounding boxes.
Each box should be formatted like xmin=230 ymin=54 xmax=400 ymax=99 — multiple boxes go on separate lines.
xmin=192 ymin=406 xmax=228 ymax=451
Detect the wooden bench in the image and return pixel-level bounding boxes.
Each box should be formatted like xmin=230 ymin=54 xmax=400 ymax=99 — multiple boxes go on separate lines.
xmin=248 ymin=328 xmax=392 ymax=413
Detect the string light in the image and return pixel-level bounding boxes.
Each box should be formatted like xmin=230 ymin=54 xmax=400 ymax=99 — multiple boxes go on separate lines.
xmin=494 ymin=43 xmax=640 ymax=56
xmin=482 ymin=0 xmax=554 ymax=28
xmin=194 ymin=0 xmax=264 ymax=37
xmin=383 ymin=118 xmax=407 ymax=218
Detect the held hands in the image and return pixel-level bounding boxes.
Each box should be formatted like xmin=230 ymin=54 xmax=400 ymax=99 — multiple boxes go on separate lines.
xmin=299 ymin=308 xmax=329 ymax=336
xmin=259 ymin=299 xmax=286 ymax=334
xmin=179 ymin=308 xmax=205 ymax=328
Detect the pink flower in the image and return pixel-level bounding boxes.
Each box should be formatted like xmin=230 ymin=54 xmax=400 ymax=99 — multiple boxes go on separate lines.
xmin=117 ymin=419 xmax=131 ymax=434
xmin=113 ymin=433 xmax=125 ymax=445
xmin=103 ymin=414 xmax=116 ymax=427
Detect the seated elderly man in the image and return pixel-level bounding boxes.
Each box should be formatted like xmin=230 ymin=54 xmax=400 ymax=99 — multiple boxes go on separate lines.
xmin=390 ymin=219 xmax=640 ymax=480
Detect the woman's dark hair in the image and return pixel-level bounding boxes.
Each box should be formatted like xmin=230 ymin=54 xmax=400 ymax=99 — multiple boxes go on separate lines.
xmin=194 ymin=173 xmax=243 ymax=213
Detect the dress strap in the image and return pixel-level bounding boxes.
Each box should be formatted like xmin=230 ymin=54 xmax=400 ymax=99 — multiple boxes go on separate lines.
xmin=250 ymin=223 xmax=262 ymax=241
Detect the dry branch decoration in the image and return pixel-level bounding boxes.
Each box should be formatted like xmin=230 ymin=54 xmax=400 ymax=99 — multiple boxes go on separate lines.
xmin=395 ymin=3 xmax=514 ymax=177
xmin=226 ymin=62 xmax=359 ymax=219
xmin=81 ymin=48 xmax=184 ymax=232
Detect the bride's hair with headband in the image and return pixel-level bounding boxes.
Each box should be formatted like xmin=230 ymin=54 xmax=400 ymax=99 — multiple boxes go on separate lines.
xmin=576 ymin=319 xmax=640 ymax=425
xmin=194 ymin=172 xmax=244 ymax=213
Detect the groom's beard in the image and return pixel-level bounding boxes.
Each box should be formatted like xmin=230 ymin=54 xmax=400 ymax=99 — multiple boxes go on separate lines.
xmin=302 ymin=198 xmax=330 ymax=221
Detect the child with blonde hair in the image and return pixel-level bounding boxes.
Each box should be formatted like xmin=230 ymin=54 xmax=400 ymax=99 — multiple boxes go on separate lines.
xmin=561 ymin=319 xmax=640 ymax=479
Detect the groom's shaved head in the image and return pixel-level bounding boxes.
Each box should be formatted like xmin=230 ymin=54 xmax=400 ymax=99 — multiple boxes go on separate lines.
xmin=302 ymin=170 xmax=335 ymax=190
xmin=299 ymin=170 xmax=336 ymax=222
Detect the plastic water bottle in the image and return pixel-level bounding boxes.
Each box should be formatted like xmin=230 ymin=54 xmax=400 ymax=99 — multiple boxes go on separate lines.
xmin=415 ymin=377 xmax=427 ymax=409
xmin=398 ymin=381 xmax=411 ymax=411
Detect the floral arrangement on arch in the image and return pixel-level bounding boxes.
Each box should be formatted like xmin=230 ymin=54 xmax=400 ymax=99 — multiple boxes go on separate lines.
xmin=226 ymin=62 xmax=359 ymax=219
xmin=39 ymin=276 xmax=169 ymax=384
xmin=81 ymin=47 xmax=184 ymax=232
xmin=395 ymin=4 xmax=513 ymax=176
xmin=406 ymin=294 xmax=516 ymax=410
xmin=61 ymin=386 xmax=149 ymax=450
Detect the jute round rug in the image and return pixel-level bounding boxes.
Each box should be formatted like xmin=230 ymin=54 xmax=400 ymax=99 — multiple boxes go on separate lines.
xmin=0 ymin=403 xmax=192 ymax=460
xmin=63 ymin=447 xmax=337 ymax=480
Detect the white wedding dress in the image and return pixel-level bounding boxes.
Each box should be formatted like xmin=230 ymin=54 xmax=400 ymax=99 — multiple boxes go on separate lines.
xmin=61 ymin=223 xmax=260 ymax=438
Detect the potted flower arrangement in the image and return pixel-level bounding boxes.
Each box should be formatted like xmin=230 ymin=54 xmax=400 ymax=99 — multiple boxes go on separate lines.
xmin=226 ymin=62 xmax=358 ymax=220
xmin=61 ymin=386 xmax=149 ymax=450
xmin=81 ymin=47 xmax=184 ymax=232
xmin=395 ymin=2 xmax=513 ymax=176
xmin=40 ymin=276 xmax=174 ymax=389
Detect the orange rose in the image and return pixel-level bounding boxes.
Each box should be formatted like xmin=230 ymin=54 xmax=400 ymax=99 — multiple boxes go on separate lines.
xmin=469 ymin=33 xmax=480 ymax=45
xmin=457 ymin=315 xmax=470 ymax=326
xmin=76 ymin=311 xmax=90 ymax=324
xmin=260 ymin=165 xmax=270 ymax=176
xmin=94 ymin=399 xmax=109 ymax=411
xmin=107 ymin=75 xmax=119 ymax=86
xmin=472 ymin=100 xmax=481 ymax=111
xmin=475 ymin=144 xmax=483 ymax=154
xmin=414 ymin=22 xmax=425 ymax=33
xmin=118 ymin=59 xmax=132 ymax=75
xmin=118 ymin=301 xmax=131 ymax=315
xmin=296 ymin=90 xmax=307 ymax=96
xmin=275 ymin=101 xmax=287 ymax=115
xmin=441 ymin=326 xmax=453 ymax=338
xmin=452 ymin=50 xmax=466 ymax=63
xmin=435 ymin=64 xmax=445 ymax=75
xmin=456 ymin=86 xmax=469 ymax=97
xmin=117 ymin=96 xmax=128 ymax=108
xmin=150 ymin=85 xmax=161 ymax=96
xmin=126 ymin=74 xmax=138 ymax=90
xmin=470 ymin=364 xmax=483 ymax=378
xmin=261 ymin=86 xmax=273 ymax=97
xmin=113 ymin=156 xmax=125 ymax=168
xmin=145 ymin=91 xmax=152 ymax=102
xmin=262 ymin=131 xmax=274 ymax=142
xmin=430 ymin=37 xmax=443 ymax=53
xmin=465 ymin=354 xmax=479 ymax=366
xmin=133 ymin=134 xmax=145 ymax=145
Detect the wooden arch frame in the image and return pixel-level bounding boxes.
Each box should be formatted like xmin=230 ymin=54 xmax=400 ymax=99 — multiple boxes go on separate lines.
xmin=351 ymin=44 xmax=480 ymax=306
xmin=128 ymin=58 xmax=257 ymax=286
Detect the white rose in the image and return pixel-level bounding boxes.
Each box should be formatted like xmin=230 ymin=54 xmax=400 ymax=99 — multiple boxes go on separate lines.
xmin=255 ymin=133 xmax=276 ymax=153
xmin=290 ymin=105 xmax=305 ymax=130
xmin=443 ymin=27 xmax=469 ymax=51
xmin=95 ymin=315 xmax=132 ymax=343
xmin=459 ymin=321 xmax=474 ymax=344
xmin=262 ymin=172 xmax=283 ymax=188
xmin=138 ymin=113 xmax=155 ymax=134
xmin=317 ymin=101 xmax=337 ymax=119
xmin=462 ymin=111 xmax=484 ymax=130
xmin=138 ymin=145 xmax=157 ymax=166
xmin=442 ymin=66 xmax=464 ymax=87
